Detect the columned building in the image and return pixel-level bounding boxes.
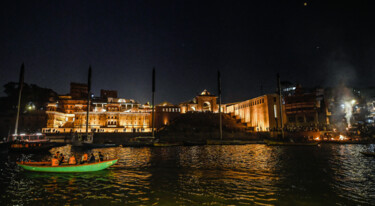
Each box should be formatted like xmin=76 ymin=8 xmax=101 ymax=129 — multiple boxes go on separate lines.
xmin=43 ymin=96 xmax=151 ymax=133
xmin=43 ymin=83 xmax=152 ymax=133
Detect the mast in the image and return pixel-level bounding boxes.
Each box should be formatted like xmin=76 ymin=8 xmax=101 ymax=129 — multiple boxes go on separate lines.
xmin=86 ymin=66 xmax=92 ymax=137
xmin=14 ymin=63 xmax=25 ymax=135
xmin=151 ymin=68 xmax=155 ymax=137
xmin=277 ymin=73 xmax=284 ymax=139
xmin=218 ymin=70 xmax=223 ymax=140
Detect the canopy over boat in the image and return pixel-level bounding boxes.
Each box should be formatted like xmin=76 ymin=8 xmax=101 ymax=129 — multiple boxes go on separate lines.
xmin=17 ymin=159 xmax=118 ymax=173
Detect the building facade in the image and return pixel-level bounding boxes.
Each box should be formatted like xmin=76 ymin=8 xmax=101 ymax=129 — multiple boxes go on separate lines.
xmin=180 ymin=90 xmax=218 ymax=113
xmin=43 ymin=96 xmax=152 ymax=133
xmin=43 ymin=83 xmax=153 ymax=134
xmin=154 ymin=102 xmax=181 ymax=128
xmin=284 ymin=86 xmax=329 ymax=129
xmin=223 ymin=94 xmax=285 ymax=131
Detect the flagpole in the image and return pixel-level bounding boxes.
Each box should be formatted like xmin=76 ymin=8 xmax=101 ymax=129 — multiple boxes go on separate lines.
xmin=14 ymin=63 xmax=25 ymax=135
xmin=218 ymin=70 xmax=222 ymax=140
xmin=277 ymin=73 xmax=284 ymax=139
xmin=86 ymin=66 xmax=92 ymax=137
xmin=151 ymin=68 xmax=155 ymax=137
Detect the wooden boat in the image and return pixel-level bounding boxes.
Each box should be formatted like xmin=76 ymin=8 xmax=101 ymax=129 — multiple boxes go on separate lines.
xmin=123 ymin=136 xmax=155 ymax=147
xmin=360 ymin=151 xmax=375 ymax=157
xmin=183 ymin=141 xmax=206 ymax=146
xmin=71 ymin=133 xmax=94 ymax=146
xmin=264 ymin=139 xmax=319 ymax=146
xmin=153 ymin=142 xmax=182 ymax=147
xmin=8 ymin=133 xmax=55 ymax=153
xmin=17 ymin=158 xmax=118 ymax=173
xmin=205 ymin=139 xmax=261 ymax=145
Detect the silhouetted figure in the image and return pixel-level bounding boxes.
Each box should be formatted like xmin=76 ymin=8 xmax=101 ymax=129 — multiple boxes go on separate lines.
xmin=59 ymin=154 xmax=65 ymax=165
xmin=89 ymin=153 xmax=96 ymax=163
xmin=98 ymin=152 xmax=104 ymax=161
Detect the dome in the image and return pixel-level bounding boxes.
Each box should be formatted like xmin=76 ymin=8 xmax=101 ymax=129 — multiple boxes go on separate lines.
xmin=200 ymin=89 xmax=211 ymax=96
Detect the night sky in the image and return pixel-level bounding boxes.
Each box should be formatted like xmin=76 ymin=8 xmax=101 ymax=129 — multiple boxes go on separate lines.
xmin=1 ymin=0 xmax=374 ymax=104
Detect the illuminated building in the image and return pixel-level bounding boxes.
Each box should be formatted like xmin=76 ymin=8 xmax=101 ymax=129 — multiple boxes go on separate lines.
xmin=222 ymin=94 xmax=285 ymax=131
xmin=43 ymin=83 xmax=152 ymax=133
xmin=43 ymin=96 xmax=151 ymax=133
xmin=284 ymin=85 xmax=329 ymax=128
xmin=155 ymin=102 xmax=181 ymax=128
xmin=179 ymin=89 xmax=218 ymax=113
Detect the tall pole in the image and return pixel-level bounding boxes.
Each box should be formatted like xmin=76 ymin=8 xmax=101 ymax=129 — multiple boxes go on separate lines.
xmin=277 ymin=73 xmax=284 ymax=139
xmin=86 ymin=66 xmax=92 ymax=137
xmin=218 ymin=70 xmax=223 ymax=140
xmin=151 ymin=68 xmax=155 ymax=137
xmin=14 ymin=63 xmax=25 ymax=135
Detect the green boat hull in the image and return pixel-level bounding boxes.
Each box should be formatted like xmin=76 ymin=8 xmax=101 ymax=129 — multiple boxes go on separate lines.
xmin=17 ymin=159 xmax=118 ymax=173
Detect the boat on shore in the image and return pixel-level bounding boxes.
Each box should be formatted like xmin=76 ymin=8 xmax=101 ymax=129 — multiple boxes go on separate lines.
xmin=71 ymin=133 xmax=94 ymax=146
xmin=153 ymin=142 xmax=182 ymax=147
xmin=360 ymin=151 xmax=375 ymax=157
xmin=122 ymin=136 xmax=155 ymax=147
xmin=8 ymin=133 xmax=56 ymax=153
xmin=183 ymin=141 xmax=206 ymax=146
xmin=264 ymin=139 xmax=319 ymax=146
xmin=207 ymin=139 xmax=247 ymax=145
xmin=17 ymin=158 xmax=118 ymax=173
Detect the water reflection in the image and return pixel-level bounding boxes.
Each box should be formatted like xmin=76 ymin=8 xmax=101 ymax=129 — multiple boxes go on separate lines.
xmin=1 ymin=144 xmax=375 ymax=205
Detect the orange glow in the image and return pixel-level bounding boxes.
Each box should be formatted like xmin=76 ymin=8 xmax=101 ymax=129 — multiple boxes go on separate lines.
xmin=339 ymin=135 xmax=346 ymax=141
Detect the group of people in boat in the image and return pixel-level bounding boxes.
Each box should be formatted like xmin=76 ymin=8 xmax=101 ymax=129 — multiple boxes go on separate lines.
xmin=51 ymin=151 xmax=104 ymax=166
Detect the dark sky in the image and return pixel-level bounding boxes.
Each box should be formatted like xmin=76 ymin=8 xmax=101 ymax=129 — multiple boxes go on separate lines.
xmin=1 ymin=0 xmax=374 ymax=104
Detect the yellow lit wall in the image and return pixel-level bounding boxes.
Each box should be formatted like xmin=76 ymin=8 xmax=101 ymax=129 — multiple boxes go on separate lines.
xmin=224 ymin=94 xmax=285 ymax=131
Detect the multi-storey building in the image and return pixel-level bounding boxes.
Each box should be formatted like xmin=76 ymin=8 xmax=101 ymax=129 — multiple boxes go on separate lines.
xmin=154 ymin=102 xmax=181 ymax=128
xmin=223 ymin=94 xmax=285 ymax=131
xmin=284 ymin=85 xmax=329 ymax=128
xmin=43 ymin=96 xmax=152 ymax=133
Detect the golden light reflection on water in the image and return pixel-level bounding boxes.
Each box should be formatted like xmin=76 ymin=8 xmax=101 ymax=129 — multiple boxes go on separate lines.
xmin=1 ymin=144 xmax=375 ymax=205
xmin=175 ymin=145 xmax=280 ymax=205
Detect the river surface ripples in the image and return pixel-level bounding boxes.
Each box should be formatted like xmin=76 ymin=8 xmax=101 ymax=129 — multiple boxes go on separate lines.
xmin=1 ymin=144 xmax=375 ymax=205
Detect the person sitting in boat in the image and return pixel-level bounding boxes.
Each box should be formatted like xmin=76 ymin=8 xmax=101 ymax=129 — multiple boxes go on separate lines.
xmin=98 ymin=152 xmax=104 ymax=162
xmin=89 ymin=153 xmax=96 ymax=163
xmin=68 ymin=155 xmax=76 ymax=165
xmin=81 ymin=153 xmax=88 ymax=164
xmin=59 ymin=154 xmax=65 ymax=165
xmin=51 ymin=156 xmax=59 ymax=167
xmin=55 ymin=151 xmax=60 ymax=159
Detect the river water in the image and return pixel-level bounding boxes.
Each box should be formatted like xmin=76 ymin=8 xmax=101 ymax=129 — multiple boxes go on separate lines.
xmin=1 ymin=144 xmax=375 ymax=205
